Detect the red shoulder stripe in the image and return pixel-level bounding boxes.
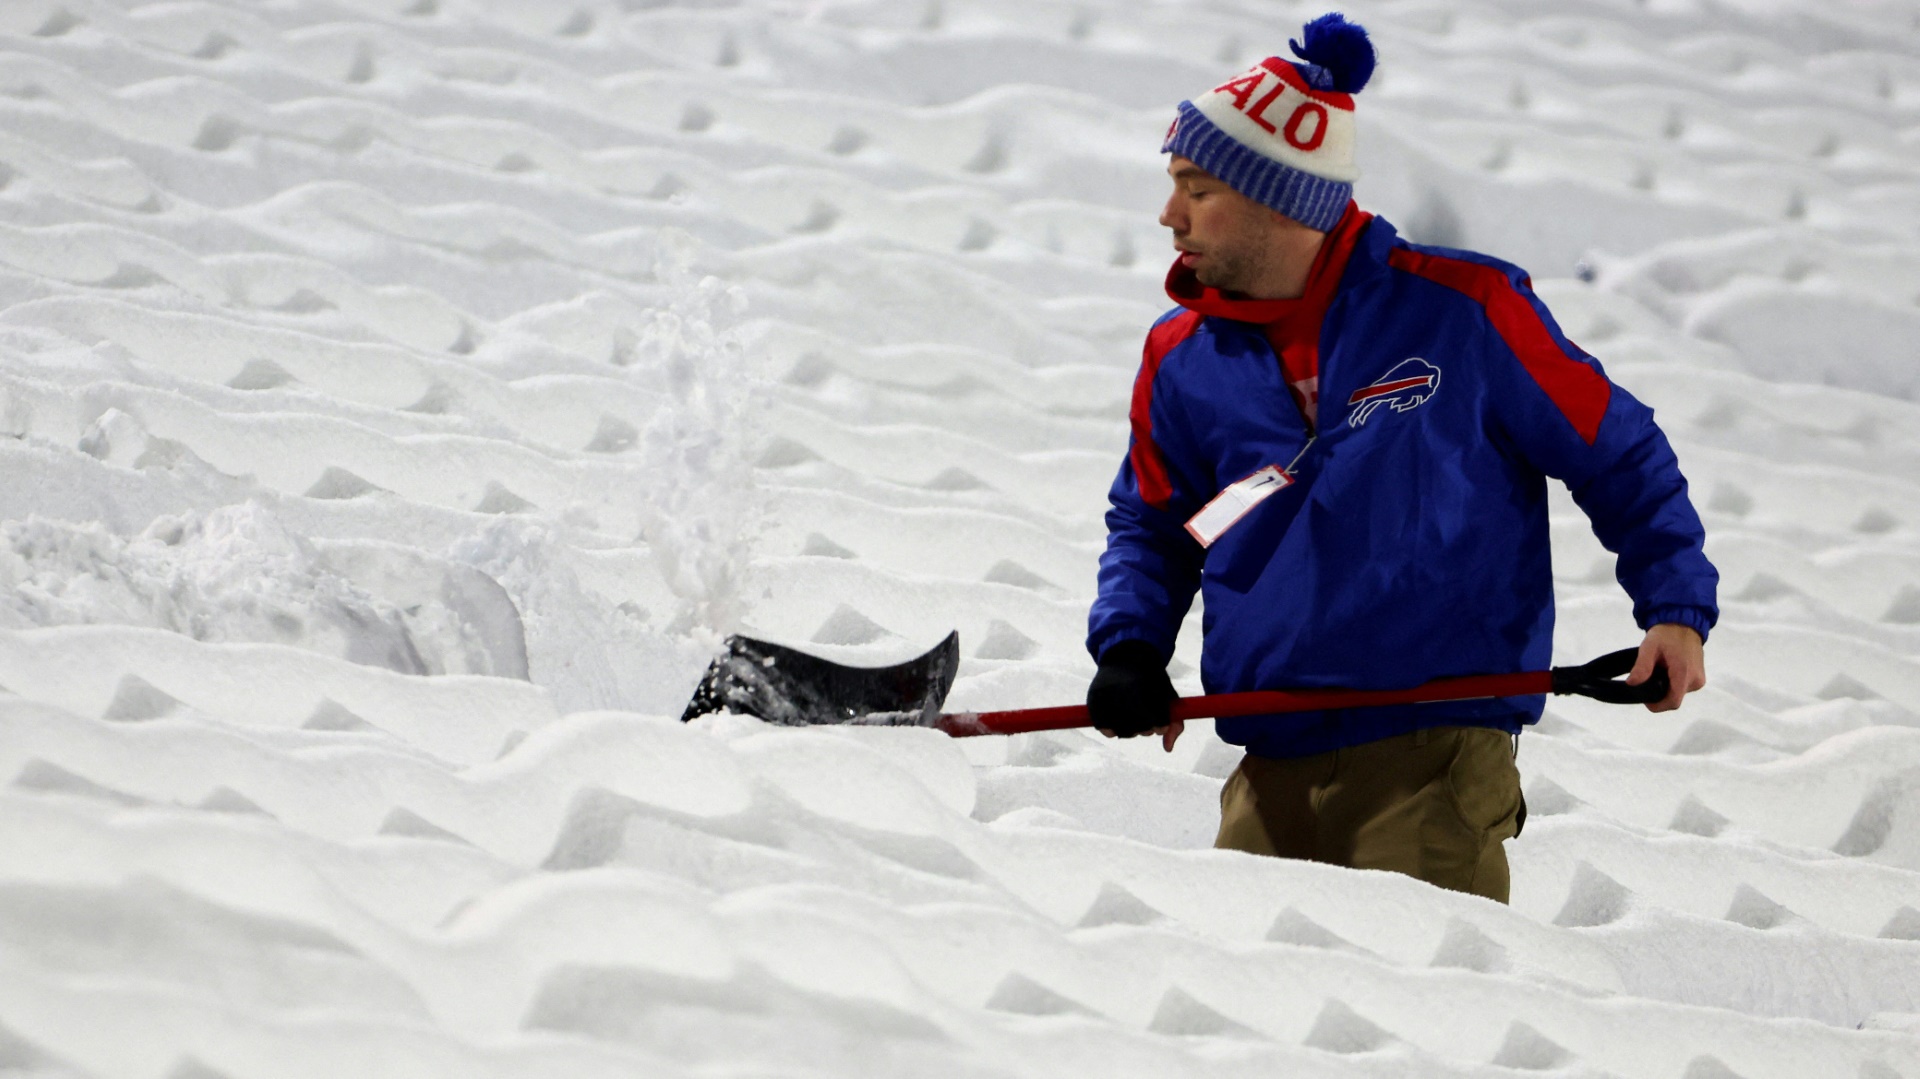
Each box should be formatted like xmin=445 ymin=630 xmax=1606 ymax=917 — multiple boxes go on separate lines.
xmin=1386 ymin=248 xmax=1610 ymax=444
xmin=1130 ymin=310 xmax=1204 ymax=509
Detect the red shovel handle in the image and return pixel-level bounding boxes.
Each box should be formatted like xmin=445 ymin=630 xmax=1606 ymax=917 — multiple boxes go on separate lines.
xmin=936 ymin=669 xmax=1556 ymax=737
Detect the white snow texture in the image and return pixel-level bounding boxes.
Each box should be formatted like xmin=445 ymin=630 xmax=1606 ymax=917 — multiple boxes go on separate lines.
xmin=0 ymin=0 xmax=1918 ymax=1077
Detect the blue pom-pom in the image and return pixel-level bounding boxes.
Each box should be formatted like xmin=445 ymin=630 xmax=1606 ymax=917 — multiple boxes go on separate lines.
xmin=1289 ymin=12 xmax=1375 ymax=94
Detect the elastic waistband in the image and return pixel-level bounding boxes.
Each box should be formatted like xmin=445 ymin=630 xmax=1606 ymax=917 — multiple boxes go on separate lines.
xmin=1220 ymin=706 xmax=1530 ymax=761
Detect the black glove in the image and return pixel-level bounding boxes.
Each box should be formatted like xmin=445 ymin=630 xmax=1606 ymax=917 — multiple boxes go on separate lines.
xmin=1087 ymin=639 xmax=1177 ymax=737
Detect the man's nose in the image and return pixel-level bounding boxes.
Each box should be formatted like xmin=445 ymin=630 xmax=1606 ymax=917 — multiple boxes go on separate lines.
xmin=1158 ymin=194 xmax=1183 ymax=232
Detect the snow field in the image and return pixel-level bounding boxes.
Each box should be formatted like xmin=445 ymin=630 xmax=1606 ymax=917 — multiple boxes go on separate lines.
xmin=0 ymin=0 xmax=1917 ymax=1075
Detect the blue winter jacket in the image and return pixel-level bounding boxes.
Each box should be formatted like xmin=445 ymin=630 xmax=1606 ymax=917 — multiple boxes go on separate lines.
xmin=1088 ymin=209 xmax=1719 ymax=759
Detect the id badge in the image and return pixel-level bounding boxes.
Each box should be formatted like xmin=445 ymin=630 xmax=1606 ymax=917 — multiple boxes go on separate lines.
xmin=1184 ymin=465 xmax=1294 ymax=548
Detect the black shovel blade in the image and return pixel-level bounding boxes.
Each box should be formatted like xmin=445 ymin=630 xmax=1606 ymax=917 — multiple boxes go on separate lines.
xmin=679 ymin=631 xmax=961 ymax=726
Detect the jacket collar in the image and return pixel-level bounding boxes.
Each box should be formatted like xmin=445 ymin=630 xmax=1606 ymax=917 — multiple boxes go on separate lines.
xmin=1164 ymin=201 xmax=1374 ymax=327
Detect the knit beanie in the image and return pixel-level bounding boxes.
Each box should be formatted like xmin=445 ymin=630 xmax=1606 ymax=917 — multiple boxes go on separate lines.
xmin=1161 ymin=13 xmax=1376 ymax=232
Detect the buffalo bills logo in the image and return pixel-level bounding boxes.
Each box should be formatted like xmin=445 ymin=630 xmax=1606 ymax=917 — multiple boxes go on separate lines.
xmin=1347 ymin=358 xmax=1441 ymax=428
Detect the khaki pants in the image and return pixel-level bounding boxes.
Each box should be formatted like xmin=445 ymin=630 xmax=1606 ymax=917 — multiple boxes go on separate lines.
xmin=1214 ymin=726 xmax=1524 ymax=903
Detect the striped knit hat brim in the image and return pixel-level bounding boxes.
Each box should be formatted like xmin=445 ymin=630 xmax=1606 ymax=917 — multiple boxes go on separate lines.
xmin=1162 ymin=100 xmax=1352 ymax=232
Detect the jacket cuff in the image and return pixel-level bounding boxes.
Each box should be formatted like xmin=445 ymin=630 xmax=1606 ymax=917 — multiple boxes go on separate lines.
xmin=1098 ymin=638 xmax=1170 ymax=669
xmin=1088 ymin=631 xmax=1171 ymax=666
xmin=1640 ymin=606 xmax=1716 ymax=643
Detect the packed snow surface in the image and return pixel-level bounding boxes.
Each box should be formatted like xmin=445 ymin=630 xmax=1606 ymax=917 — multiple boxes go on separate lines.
xmin=2 ymin=0 xmax=1919 ymax=1076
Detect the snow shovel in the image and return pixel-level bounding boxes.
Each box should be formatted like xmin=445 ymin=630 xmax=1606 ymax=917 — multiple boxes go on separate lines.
xmin=679 ymin=634 xmax=1668 ymax=737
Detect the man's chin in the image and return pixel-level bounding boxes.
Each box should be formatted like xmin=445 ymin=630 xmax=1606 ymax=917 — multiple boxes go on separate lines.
xmin=1193 ymin=265 xmax=1241 ymax=292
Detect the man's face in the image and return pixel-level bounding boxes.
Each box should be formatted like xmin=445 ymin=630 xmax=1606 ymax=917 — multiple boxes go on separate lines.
xmin=1159 ymin=156 xmax=1315 ymax=294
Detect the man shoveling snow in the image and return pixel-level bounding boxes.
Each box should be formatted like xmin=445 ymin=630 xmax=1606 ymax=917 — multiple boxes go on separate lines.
xmin=1085 ymin=13 xmax=1719 ymax=903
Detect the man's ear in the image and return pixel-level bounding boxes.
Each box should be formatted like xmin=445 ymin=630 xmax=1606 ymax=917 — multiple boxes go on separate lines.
xmin=1265 ymin=208 xmax=1328 ymax=240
